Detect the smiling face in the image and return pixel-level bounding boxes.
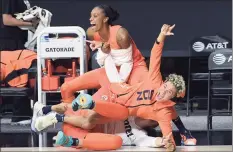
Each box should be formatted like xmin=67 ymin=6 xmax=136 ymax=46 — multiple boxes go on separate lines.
xmin=155 ymin=81 xmax=177 ymax=102
xmin=89 ymin=7 xmax=109 ymax=32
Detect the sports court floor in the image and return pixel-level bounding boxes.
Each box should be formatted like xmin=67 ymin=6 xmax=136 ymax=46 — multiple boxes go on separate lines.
xmin=1 ymin=146 xmax=232 ymax=151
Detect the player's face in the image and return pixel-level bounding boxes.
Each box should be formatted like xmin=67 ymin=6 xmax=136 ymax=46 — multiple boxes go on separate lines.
xmin=89 ymin=7 xmax=108 ymax=32
xmin=156 ymin=81 xmax=177 ymax=101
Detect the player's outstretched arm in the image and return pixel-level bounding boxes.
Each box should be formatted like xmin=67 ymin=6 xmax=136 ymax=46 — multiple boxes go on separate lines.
xmin=148 ymin=24 xmax=175 ymax=82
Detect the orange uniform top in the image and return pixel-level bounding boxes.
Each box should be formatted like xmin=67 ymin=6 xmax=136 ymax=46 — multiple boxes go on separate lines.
xmin=110 ymin=42 xmax=176 ymax=120
xmin=93 ymin=25 xmax=145 ymax=67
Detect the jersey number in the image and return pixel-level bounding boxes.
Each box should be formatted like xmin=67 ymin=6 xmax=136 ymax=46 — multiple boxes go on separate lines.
xmin=137 ymin=90 xmax=154 ymax=101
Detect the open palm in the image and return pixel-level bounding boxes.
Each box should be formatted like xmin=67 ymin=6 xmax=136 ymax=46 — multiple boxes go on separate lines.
xmin=161 ymin=24 xmax=175 ymax=36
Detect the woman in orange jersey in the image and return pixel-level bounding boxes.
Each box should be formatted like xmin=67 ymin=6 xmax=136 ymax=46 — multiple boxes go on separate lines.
xmin=60 ymin=5 xmax=147 ymax=103
xmin=56 ymin=4 xmax=149 ymax=141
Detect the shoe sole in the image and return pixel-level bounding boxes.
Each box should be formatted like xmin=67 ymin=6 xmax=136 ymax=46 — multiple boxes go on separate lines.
xmin=34 ymin=115 xmax=52 ymax=132
xmin=181 ymin=140 xmax=197 ymax=146
xmin=55 ymin=131 xmax=65 ymax=146
xmin=31 ymin=102 xmax=44 ymax=132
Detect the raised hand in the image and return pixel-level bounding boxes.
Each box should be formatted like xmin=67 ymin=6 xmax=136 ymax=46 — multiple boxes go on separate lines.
xmin=161 ymin=24 xmax=175 ymax=36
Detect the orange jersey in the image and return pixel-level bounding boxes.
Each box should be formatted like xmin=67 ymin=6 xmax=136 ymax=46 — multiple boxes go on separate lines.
xmin=93 ymin=25 xmax=145 ymax=67
xmin=110 ymin=42 xmax=175 ymax=119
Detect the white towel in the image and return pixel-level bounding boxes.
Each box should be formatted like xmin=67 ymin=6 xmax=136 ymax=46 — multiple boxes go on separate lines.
xmin=15 ymin=6 xmax=52 ymax=51
xmin=95 ymin=44 xmax=133 ymax=83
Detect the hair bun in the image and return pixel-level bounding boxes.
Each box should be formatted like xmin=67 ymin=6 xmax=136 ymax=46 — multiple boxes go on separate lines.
xmin=111 ymin=10 xmax=120 ymax=22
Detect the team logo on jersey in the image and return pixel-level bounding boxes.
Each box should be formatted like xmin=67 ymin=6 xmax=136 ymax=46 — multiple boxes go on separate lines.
xmin=137 ymin=90 xmax=154 ymax=101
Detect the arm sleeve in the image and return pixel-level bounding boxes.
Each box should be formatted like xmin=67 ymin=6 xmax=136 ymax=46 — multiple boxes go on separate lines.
xmin=119 ymin=61 xmax=133 ymax=82
xmin=148 ymin=41 xmax=164 ymax=83
xmin=111 ymin=44 xmax=133 ymax=83
xmin=104 ymin=55 xmax=122 ymax=83
xmin=95 ymin=48 xmax=109 ymax=67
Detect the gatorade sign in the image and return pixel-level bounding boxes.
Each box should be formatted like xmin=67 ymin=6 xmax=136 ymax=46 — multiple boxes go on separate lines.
xmin=45 ymin=47 xmax=75 ymax=52
xmin=39 ymin=37 xmax=83 ymax=58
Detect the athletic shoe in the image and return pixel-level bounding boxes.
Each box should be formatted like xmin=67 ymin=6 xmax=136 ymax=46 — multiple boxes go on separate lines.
xmin=35 ymin=112 xmax=58 ymax=132
xmin=180 ymin=130 xmax=197 ymax=146
xmin=72 ymin=93 xmax=93 ymax=111
xmin=31 ymin=101 xmax=45 ymax=132
xmin=53 ymin=131 xmax=73 ymax=147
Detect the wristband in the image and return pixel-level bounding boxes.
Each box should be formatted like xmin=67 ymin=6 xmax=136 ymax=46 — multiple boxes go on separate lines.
xmin=156 ymin=40 xmax=160 ymax=44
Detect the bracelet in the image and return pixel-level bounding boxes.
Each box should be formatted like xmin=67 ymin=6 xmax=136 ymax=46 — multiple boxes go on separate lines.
xmin=156 ymin=39 xmax=160 ymax=44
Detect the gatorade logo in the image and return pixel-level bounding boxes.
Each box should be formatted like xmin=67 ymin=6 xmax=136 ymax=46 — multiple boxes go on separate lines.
xmin=45 ymin=47 xmax=75 ymax=52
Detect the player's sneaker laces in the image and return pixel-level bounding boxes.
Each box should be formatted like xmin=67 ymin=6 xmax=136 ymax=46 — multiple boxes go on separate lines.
xmin=72 ymin=93 xmax=94 ymax=111
xmin=35 ymin=112 xmax=58 ymax=132
xmin=180 ymin=130 xmax=197 ymax=146
xmin=53 ymin=131 xmax=73 ymax=147
xmin=31 ymin=101 xmax=45 ymax=132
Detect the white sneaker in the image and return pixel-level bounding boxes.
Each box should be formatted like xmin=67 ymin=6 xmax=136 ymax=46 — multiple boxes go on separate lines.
xmin=31 ymin=101 xmax=45 ymax=132
xmin=35 ymin=112 xmax=58 ymax=132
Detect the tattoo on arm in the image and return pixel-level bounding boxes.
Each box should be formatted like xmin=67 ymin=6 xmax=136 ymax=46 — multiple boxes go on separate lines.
xmin=116 ymin=27 xmax=131 ymax=49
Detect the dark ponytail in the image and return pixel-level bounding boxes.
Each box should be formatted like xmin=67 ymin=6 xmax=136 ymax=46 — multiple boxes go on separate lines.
xmin=96 ymin=5 xmax=120 ymax=25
